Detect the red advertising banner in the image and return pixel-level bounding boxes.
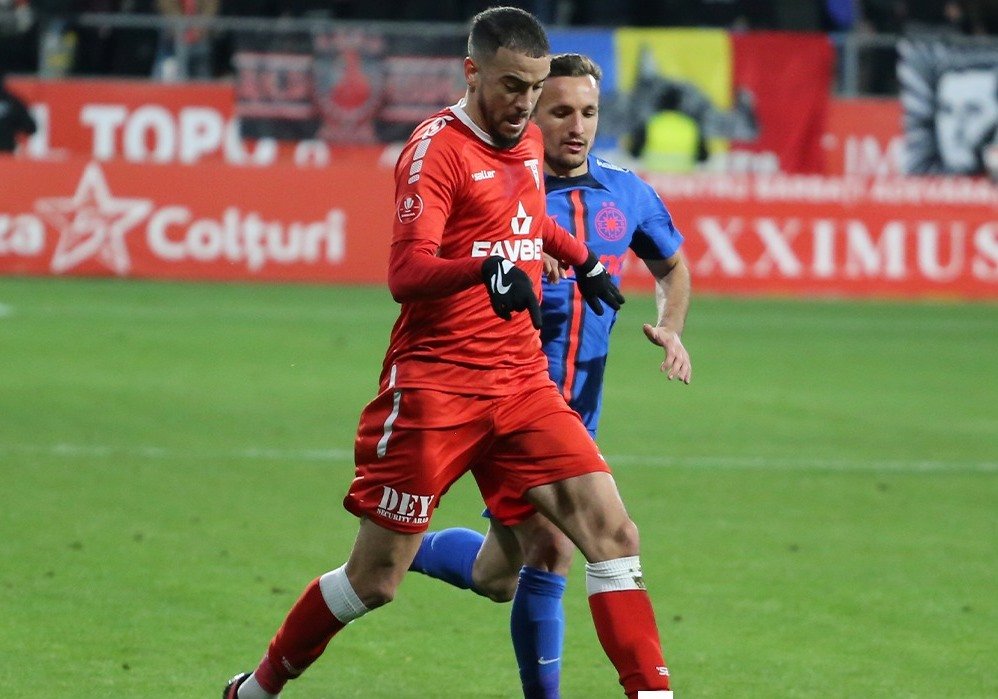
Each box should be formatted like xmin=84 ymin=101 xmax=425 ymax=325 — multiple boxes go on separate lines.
xmin=3 ymin=156 xmax=994 ymax=299
xmin=731 ymin=32 xmax=834 ymax=174
xmin=621 ymin=173 xmax=998 ymax=299
xmin=822 ymin=98 xmax=903 ymax=177
xmin=0 ymin=157 xmax=395 ymax=283
xmin=7 ymin=78 xmax=388 ymax=167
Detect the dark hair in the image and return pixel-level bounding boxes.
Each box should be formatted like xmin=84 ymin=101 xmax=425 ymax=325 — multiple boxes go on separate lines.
xmin=549 ymin=53 xmax=603 ymax=83
xmin=468 ymin=6 xmax=550 ymax=62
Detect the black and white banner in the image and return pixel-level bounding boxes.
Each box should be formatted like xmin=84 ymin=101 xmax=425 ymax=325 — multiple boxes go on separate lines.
xmin=899 ymin=38 xmax=998 ymax=176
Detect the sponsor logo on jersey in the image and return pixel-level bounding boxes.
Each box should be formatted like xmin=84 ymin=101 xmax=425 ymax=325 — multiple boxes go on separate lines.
xmin=396 ymin=193 xmax=423 ymax=224
xmin=595 ymin=157 xmax=629 ymax=173
xmin=595 ymin=201 xmax=627 ymax=242
xmin=524 ymin=158 xmax=540 ymax=189
xmin=470 ymin=201 xmax=542 ymax=260
xmin=471 ymin=237 xmax=543 ymax=261
xmin=511 ymin=201 xmax=533 ymax=236
xmin=376 ymin=486 xmax=434 ymax=525
xmin=472 ymin=169 xmax=496 ymax=181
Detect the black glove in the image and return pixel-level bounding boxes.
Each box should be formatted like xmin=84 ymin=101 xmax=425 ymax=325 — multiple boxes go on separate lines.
xmin=481 ymin=256 xmax=542 ymax=328
xmin=574 ymin=251 xmax=625 ymax=315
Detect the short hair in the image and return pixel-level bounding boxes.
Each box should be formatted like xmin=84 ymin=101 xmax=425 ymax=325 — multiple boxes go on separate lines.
xmin=468 ymin=6 xmax=550 ymax=62
xmin=549 ymin=53 xmax=603 ymax=83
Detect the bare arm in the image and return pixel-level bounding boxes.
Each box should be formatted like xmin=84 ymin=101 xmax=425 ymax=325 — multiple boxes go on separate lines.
xmin=641 ymin=252 xmax=692 ymax=384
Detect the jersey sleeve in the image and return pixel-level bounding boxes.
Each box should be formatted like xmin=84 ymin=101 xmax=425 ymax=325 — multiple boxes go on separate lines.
xmin=392 ymin=119 xmax=464 ymax=247
xmin=629 ymin=176 xmax=684 ymax=260
xmin=386 ymin=118 xmax=483 ymax=301
xmin=387 ymin=239 xmax=482 ymax=302
xmin=539 ymin=214 xmax=589 ymax=266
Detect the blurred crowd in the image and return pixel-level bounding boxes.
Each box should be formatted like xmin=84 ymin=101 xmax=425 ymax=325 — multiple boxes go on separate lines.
xmin=0 ymin=0 xmax=996 ymax=79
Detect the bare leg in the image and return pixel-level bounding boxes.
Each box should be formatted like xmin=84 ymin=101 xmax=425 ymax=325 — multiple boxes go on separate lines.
xmin=345 ymin=517 xmax=425 ymax=608
xmin=525 ymin=472 xmax=638 ymax=562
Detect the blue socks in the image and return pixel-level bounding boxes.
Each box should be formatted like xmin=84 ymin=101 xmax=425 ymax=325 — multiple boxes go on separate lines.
xmin=410 ymin=531 xmax=568 ymax=698
xmin=408 ymin=528 xmax=484 ymax=590
xmin=512 ymin=567 xmax=567 ymax=699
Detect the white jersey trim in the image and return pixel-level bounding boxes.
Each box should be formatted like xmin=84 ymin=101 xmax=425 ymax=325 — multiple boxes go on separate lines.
xmin=449 ymin=98 xmax=497 ymax=147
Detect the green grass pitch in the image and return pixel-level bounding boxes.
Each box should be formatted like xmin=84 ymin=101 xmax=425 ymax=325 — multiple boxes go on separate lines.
xmin=0 ymin=276 xmax=995 ymax=698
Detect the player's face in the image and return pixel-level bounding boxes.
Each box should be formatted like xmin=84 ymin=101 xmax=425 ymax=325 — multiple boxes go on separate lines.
xmin=466 ymin=47 xmax=549 ymax=149
xmin=935 ymin=70 xmax=998 ymax=173
xmin=533 ymin=74 xmax=599 ymax=177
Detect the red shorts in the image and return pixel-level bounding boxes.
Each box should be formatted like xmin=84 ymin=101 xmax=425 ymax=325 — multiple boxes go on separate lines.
xmin=344 ymin=382 xmax=608 ymax=533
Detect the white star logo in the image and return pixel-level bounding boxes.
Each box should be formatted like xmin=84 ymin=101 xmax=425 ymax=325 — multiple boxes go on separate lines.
xmin=35 ymin=162 xmax=153 ymax=275
xmin=511 ymin=201 xmax=533 ymax=236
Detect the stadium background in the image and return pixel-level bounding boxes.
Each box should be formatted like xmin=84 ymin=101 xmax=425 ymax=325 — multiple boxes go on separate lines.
xmin=0 ymin=2 xmax=995 ymax=697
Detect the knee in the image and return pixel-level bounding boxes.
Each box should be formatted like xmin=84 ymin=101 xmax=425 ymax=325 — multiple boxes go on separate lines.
xmin=609 ymin=518 xmax=640 ymax=557
xmin=349 ymin=574 xmax=402 ymax=610
xmin=520 ymin=527 xmax=575 ymax=576
xmin=586 ymin=518 xmax=640 ymax=562
xmin=471 ymin=565 xmax=519 ymax=603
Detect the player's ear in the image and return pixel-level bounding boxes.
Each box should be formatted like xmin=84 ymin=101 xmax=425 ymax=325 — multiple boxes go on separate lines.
xmin=464 ymin=57 xmax=479 ymax=93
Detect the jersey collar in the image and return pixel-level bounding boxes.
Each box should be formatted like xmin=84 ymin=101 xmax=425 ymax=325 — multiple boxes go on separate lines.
xmin=545 ymin=155 xmax=610 ymax=193
xmin=449 ymin=98 xmax=497 ymax=147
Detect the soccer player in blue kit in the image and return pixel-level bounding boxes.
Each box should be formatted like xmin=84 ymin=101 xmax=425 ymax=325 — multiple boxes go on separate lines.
xmin=409 ymin=53 xmax=692 ymax=698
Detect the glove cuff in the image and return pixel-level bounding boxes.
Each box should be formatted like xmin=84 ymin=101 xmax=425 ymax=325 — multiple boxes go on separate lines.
xmin=575 ymin=250 xmax=605 ymax=278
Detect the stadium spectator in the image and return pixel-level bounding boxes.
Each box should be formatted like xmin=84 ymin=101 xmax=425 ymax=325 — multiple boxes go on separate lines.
xmin=409 ymin=52 xmax=691 ymax=698
xmin=864 ymin=0 xmax=991 ymax=35
xmin=73 ymin=0 xmax=119 ymax=75
xmin=154 ymin=0 xmax=219 ymax=79
xmin=223 ymin=8 xmax=673 ymax=699
xmin=104 ymin=0 xmax=160 ymax=76
xmin=0 ymin=69 xmax=36 ymax=152
xmin=0 ymin=0 xmax=37 ymax=74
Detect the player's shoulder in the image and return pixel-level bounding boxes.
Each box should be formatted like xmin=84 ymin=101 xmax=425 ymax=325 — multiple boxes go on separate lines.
xmin=397 ymin=107 xmax=468 ymax=178
xmin=591 ymin=155 xmax=655 ymax=192
xmin=405 ymin=108 xmax=462 ymax=148
xmin=592 ymin=156 xmax=631 ymax=175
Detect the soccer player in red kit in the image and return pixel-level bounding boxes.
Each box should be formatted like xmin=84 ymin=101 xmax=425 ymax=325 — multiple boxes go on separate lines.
xmin=223 ymin=7 xmax=673 ymax=699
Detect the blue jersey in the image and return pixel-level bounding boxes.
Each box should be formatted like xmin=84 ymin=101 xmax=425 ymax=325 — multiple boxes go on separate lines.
xmin=542 ymin=155 xmax=683 ymax=437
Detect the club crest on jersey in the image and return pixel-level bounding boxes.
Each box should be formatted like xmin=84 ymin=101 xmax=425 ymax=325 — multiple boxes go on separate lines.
xmin=595 ymin=202 xmax=627 ymax=242
xmin=396 ymin=193 xmax=423 ymax=224
xmin=524 ymin=158 xmax=540 ymax=189
xmin=511 ymin=201 xmax=532 ymax=236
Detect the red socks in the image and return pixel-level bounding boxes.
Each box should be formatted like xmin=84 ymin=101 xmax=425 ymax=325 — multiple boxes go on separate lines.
xmin=586 ymin=556 xmax=671 ymax=698
xmin=589 ymin=590 xmax=671 ymax=697
xmin=255 ymin=577 xmax=346 ymax=694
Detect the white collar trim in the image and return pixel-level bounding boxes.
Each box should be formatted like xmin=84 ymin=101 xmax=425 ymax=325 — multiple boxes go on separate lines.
xmin=449 ymin=98 xmax=496 ymax=147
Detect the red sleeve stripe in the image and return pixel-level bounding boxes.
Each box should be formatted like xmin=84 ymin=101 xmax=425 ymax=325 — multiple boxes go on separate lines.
xmin=560 ymin=189 xmax=588 ymax=404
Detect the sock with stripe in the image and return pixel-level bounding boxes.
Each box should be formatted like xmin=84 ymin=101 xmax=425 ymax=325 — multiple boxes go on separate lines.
xmin=586 ymin=556 xmax=671 ymax=699
xmin=511 ymin=566 xmax=567 ymax=699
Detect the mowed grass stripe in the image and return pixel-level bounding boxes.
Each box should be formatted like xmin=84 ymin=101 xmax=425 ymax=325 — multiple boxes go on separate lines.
xmin=1 ymin=441 xmax=995 ymax=473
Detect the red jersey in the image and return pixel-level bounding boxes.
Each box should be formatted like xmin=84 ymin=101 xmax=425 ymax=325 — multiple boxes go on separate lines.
xmin=383 ymin=100 xmax=588 ymax=395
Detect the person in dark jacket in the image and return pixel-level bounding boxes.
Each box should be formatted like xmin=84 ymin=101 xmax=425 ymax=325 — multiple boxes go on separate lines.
xmin=0 ymin=71 xmax=36 ymax=152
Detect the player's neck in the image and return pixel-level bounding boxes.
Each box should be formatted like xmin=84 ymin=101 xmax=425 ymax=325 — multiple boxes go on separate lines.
xmin=461 ymin=91 xmax=492 ymax=138
xmin=544 ymin=162 xmax=589 ymax=179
